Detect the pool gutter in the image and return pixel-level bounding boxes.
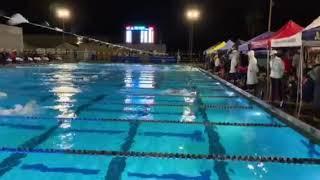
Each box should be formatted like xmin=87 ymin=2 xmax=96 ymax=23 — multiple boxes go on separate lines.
xmin=198 ymin=68 xmax=320 ymax=143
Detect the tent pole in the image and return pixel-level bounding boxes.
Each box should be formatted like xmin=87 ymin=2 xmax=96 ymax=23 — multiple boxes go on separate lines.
xmin=298 ymin=45 xmax=304 ymax=117
xmin=267 ymin=47 xmax=271 ymax=101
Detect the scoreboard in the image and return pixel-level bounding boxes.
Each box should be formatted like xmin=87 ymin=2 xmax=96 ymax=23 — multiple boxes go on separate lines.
xmin=125 ymin=26 xmax=155 ymax=44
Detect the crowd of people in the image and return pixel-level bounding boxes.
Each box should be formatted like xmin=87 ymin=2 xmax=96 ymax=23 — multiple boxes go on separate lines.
xmin=0 ymin=49 xmax=62 ymax=65
xmin=205 ymin=48 xmax=320 ymax=121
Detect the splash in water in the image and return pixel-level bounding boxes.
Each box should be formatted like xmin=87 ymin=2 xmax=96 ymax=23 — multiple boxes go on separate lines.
xmin=163 ymin=89 xmax=197 ymax=97
xmin=0 ymin=91 xmax=7 ymax=98
xmin=0 ymin=101 xmax=39 ymax=116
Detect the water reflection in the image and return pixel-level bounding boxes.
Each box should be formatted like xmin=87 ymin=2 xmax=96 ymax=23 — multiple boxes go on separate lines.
xmin=46 ymin=66 xmax=82 ymax=118
xmin=45 ymin=65 xmax=82 ymax=149
xmin=123 ymin=69 xmax=155 ymax=120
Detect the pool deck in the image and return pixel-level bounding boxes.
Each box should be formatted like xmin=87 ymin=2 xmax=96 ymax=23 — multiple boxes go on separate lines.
xmin=198 ymin=67 xmax=320 ymax=144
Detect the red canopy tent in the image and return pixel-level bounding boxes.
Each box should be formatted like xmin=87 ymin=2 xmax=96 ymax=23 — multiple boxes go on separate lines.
xmin=251 ymin=21 xmax=304 ymax=49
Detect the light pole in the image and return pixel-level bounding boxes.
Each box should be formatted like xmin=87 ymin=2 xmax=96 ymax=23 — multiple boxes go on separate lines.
xmin=56 ymin=8 xmax=70 ymax=42
xmin=185 ymin=8 xmax=200 ymax=62
xmin=267 ymin=0 xmax=273 ymax=100
xmin=268 ymin=0 xmax=273 ymax=32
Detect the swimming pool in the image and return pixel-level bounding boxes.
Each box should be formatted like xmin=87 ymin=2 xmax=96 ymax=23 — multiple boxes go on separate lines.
xmin=0 ymin=63 xmax=319 ymax=180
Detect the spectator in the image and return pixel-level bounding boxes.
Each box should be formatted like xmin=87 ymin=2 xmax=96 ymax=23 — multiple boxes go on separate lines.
xmin=247 ymin=50 xmax=259 ymax=94
xmin=282 ymin=51 xmax=293 ymax=74
xmin=0 ymin=48 xmax=5 ymax=65
xmin=204 ymin=54 xmax=210 ymax=70
xmin=237 ymin=52 xmax=248 ymax=88
xmin=10 ymin=49 xmax=17 ymax=63
xmin=292 ymin=49 xmax=305 ymax=78
xmin=270 ymin=50 xmax=285 ymax=102
xmin=307 ymin=57 xmax=320 ymax=122
xmin=229 ymin=50 xmax=239 ymax=84
xmin=213 ymin=54 xmax=221 ymax=73
xmin=176 ymin=51 xmax=181 ymax=63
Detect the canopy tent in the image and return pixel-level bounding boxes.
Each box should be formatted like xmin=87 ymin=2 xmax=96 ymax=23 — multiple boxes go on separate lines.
xmin=239 ymin=32 xmax=274 ymax=52
xmin=302 ymin=16 xmax=320 ymax=43
xmin=302 ymin=27 xmax=320 ymax=42
xmin=219 ymin=40 xmax=234 ymax=51
xmin=298 ymin=26 xmax=320 ymax=116
xmin=251 ymin=21 xmax=303 ymax=49
xmin=271 ymin=16 xmax=320 ymax=48
xmin=237 ymin=40 xmax=246 ymax=45
xmin=305 ymin=16 xmax=320 ymax=31
xmin=204 ymin=41 xmax=226 ymax=55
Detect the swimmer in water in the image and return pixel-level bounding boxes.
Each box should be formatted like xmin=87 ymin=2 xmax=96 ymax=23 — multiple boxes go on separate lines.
xmin=164 ymin=89 xmax=197 ymax=97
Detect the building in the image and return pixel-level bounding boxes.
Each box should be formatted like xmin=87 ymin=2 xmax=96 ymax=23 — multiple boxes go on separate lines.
xmin=0 ymin=24 xmax=24 ymax=51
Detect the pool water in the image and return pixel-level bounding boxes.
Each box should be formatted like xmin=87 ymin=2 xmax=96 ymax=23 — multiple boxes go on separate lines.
xmin=0 ymin=63 xmax=319 ymax=180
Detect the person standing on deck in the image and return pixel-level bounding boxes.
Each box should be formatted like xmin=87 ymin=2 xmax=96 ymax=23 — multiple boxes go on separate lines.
xmin=214 ymin=54 xmax=221 ymax=74
xmin=292 ymin=50 xmax=305 ymax=78
xmin=270 ymin=50 xmax=285 ymax=102
xmin=247 ymin=50 xmax=259 ymax=94
xmin=229 ymin=50 xmax=239 ymax=84
xmin=0 ymin=48 xmax=5 ymax=65
xmin=177 ymin=50 xmax=181 ymax=63
xmin=307 ymin=57 xmax=320 ymax=122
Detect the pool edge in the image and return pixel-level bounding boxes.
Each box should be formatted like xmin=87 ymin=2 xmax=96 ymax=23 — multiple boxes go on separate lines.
xmin=197 ymin=67 xmax=320 ymax=143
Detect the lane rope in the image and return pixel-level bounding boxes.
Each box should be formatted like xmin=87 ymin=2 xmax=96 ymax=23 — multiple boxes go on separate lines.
xmin=0 ymin=147 xmax=319 ymax=165
xmin=0 ymin=116 xmax=286 ymax=128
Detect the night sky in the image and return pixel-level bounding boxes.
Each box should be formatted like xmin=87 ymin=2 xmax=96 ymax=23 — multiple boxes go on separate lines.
xmin=1 ymin=0 xmax=319 ymax=52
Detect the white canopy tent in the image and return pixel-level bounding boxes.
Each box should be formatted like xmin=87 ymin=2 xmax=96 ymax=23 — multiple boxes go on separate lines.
xmin=269 ymin=16 xmax=320 ymax=116
xmin=271 ymin=16 xmax=320 ymax=48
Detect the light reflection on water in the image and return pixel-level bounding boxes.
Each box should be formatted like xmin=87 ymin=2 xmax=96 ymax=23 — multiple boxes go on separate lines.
xmin=47 ymin=65 xmax=80 ymax=119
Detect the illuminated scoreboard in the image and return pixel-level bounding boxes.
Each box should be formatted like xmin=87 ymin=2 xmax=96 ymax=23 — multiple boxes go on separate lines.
xmin=125 ymin=26 xmax=155 ymax=44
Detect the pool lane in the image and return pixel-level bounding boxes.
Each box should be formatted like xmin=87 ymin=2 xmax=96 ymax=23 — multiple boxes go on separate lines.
xmin=0 ymin=118 xmax=317 ymax=159
xmin=0 ymin=151 xmax=320 ymax=180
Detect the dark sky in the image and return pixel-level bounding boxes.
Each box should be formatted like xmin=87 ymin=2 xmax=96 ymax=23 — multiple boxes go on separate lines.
xmin=1 ymin=0 xmax=319 ymax=52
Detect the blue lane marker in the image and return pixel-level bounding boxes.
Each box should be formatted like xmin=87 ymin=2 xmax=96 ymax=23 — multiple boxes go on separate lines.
xmin=141 ymin=130 xmax=205 ymax=142
xmin=0 ymin=123 xmax=46 ymax=130
xmin=21 ymin=164 xmax=99 ymax=175
xmin=127 ymin=170 xmax=211 ymax=180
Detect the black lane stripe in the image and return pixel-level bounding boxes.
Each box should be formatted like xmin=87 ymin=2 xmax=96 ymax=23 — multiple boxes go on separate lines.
xmin=0 ymin=116 xmax=286 ymax=128
xmin=1 ymin=147 xmax=320 ymax=165
xmin=0 ymin=124 xmax=61 ymax=177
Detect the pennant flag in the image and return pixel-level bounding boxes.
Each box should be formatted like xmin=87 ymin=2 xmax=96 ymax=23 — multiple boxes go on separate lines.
xmin=54 ymin=27 xmax=63 ymax=32
xmin=7 ymin=13 xmax=29 ymax=25
xmin=42 ymin=21 xmax=50 ymax=27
